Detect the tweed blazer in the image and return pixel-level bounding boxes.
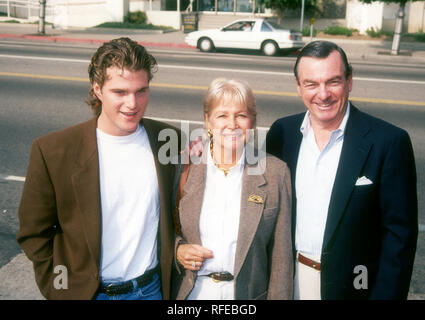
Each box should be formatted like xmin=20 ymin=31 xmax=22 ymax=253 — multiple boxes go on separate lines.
xmin=17 ymin=117 xmax=178 ymax=300
xmin=171 ymin=152 xmax=293 ymax=300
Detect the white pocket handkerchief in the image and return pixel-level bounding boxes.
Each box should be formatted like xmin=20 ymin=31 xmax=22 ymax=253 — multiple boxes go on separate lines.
xmin=355 ymin=176 xmax=373 ymax=186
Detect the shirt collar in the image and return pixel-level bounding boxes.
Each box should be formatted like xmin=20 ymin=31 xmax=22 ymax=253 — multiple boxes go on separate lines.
xmin=207 ymin=147 xmax=246 ymax=176
xmin=299 ymin=101 xmax=351 ymax=139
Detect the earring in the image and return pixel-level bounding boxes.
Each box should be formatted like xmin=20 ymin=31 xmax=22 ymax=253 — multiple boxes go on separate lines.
xmin=208 ymin=129 xmax=213 ymax=157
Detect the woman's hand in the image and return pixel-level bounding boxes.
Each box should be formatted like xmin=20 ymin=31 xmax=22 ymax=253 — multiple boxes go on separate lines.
xmin=177 ymin=243 xmax=214 ymax=271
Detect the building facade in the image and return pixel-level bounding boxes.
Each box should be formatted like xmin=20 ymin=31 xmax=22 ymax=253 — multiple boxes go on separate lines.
xmin=1 ymin=0 xmax=424 ymax=33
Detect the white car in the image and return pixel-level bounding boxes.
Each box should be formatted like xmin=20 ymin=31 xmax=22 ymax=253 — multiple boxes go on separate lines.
xmin=185 ymin=18 xmax=304 ymax=56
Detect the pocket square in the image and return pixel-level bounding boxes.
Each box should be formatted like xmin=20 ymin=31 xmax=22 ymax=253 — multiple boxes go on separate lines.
xmin=355 ymin=176 xmax=373 ymax=186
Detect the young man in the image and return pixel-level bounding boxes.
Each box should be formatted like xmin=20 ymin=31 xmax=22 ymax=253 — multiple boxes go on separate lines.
xmin=17 ymin=38 xmax=179 ymax=300
xmin=266 ymin=40 xmax=418 ymax=299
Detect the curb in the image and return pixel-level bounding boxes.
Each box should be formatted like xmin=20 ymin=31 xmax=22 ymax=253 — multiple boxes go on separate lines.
xmin=0 ymin=33 xmax=195 ymax=49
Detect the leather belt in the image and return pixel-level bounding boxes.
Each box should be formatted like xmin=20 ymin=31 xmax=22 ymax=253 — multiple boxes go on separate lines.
xmin=207 ymin=272 xmax=234 ymax=282
xmin=298 ymin=253 xmax=321 ymax=271
xmin=98 ymin=265 xmax=159 ymax=296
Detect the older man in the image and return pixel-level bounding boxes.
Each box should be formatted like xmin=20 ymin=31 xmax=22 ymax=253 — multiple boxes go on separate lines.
xmin=266 ymin=40 xmax=418 ymax=299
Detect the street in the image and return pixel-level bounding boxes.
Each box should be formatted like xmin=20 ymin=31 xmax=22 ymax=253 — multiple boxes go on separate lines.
xmin=0 ymin=39 xmax=424 ymax=297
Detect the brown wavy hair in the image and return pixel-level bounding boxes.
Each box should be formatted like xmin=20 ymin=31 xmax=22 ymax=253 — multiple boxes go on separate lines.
xmin=86 ymin=37 xmax=157 ymax=116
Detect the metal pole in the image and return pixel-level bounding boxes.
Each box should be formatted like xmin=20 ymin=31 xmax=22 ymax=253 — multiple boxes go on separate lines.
xmin=38 ymin=0 xmax=46 ymax=34
xmin=391 ymin=4 xmax=405 ymax=56
xmin=7 ymin=0 xmax=10 ymax=18
xmin=309 ymin=18 xmax=315 ymax=42
xmin=300 ymin=0 xmax=305 ymax=32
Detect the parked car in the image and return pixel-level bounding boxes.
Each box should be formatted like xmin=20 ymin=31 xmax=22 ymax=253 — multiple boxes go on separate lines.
xmin=185 ymin=18 xmax=304 ymax=56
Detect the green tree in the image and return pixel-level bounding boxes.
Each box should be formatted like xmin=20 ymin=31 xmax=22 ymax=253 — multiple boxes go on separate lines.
xmin=359 ymin=0 xmax=422 ymax=55
xmin=259 ymin=0 xmax=318 ymax=25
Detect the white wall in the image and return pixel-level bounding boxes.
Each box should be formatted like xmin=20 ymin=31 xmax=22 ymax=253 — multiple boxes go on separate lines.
xmin=346 ymin=0 xmax=383 ymax=34
xmin=382 ymin=1 xmax=411 ymax=32
xmin=146 ymin=10 xmax=181 ymax=29
xmin=50 ymin=0 xmax=129 ymax=29
xmin=130 ymin=0 xmax=160 ymax=12
xmin=106 ymin=0 xmax=129 ymax=22
xmin=408 ymin=1 xmax=425 ymax=33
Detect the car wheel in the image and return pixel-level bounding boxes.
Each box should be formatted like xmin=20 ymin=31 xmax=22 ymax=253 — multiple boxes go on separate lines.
xmin=262 ymin=41 xmax=278 ymax=56
xmin=198 ymin=38 xmax=214 ymax=52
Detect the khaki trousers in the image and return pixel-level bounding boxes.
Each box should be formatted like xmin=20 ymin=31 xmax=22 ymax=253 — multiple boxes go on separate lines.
xmin=294 ymin=252 xmax=321 ymax=300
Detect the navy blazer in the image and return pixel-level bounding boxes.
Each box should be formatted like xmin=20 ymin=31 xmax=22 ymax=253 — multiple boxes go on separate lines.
xmin=266 ymin=104 xmax=418 ymax=299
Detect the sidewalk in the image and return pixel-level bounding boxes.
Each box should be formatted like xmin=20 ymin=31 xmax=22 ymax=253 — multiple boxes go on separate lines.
xmin=0 ymin=22 xmax=191 ymax=49
xmin=1 ymin=22 xmax=425 ymax=63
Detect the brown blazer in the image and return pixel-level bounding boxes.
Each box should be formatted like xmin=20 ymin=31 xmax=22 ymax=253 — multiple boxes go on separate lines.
xmin=17 ymin=117 xmax=178 ymax=300
xmin=172 ymin=153 xmax=293 ymax=300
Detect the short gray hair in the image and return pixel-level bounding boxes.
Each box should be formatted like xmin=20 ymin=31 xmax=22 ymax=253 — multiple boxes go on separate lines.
xmin=203 ymin=78 xmax=257 ymax=124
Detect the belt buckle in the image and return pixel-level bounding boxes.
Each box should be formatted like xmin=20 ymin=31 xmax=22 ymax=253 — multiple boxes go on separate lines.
xmin=211 ymin=273 xmax=221 ymax=283
xmin=104 ymin=283 xmax=118 ymax=296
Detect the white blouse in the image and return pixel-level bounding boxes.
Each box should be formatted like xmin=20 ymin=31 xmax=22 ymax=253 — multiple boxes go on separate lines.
xmin=197 ymin=149 xmax=245 ymax=276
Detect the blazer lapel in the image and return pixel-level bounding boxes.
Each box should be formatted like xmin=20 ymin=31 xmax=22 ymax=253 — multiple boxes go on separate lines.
xmin=234 ymin=161 xmax=267 ymax=279
xmin=143 ymin=119 xmax=174 ymax=243
xmin=285 ymin=116 xmax=304 ymax=181
xmin=179 ymin=161 xmax=206 ymax=246
xmin=71 ymin=117 xmax=102 ymax=267
xmin=285 ymin=114 xmax=304 ymax=245
xmin=322 ymin=106 xmax=372 ymax=250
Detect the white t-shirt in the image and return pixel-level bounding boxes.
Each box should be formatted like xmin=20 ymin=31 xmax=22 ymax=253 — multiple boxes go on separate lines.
xmin=96 ymin=124 xmax=160 ymax=282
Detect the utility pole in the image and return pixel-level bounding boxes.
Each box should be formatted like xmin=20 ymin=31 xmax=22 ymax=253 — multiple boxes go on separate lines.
xmin=38 ymin=0 xmax=46 ymax=35
xmin=391 ymin=3 xmax=405 ymax=55
xmin=300 ymin=0 xmax=305 ymax=32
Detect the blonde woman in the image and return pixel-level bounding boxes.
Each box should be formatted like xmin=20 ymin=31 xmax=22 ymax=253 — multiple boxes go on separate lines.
xmin=172 ymin=78 xmax=293 ymax=300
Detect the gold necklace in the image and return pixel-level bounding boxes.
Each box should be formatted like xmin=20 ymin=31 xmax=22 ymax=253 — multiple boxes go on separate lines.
xmin=217 ymin=165 xmax=230 ymax=176
xmin=209 ymin=133 xmax=231 ymax=176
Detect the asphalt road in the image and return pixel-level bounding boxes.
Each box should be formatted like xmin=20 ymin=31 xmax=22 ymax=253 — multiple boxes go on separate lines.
xmin=1 ymin=40 xmax=424 ymax=297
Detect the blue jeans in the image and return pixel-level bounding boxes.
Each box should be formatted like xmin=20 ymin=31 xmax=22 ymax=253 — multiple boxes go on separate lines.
xmin=94 ymin=273 xmax=162 ymax=300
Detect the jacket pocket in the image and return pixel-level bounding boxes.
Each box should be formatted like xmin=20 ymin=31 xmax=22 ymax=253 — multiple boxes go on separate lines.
xmin=353 ymin=183 xmax=375 ymax=195
xmin=263 ymin=207 xmax=278 ymax=220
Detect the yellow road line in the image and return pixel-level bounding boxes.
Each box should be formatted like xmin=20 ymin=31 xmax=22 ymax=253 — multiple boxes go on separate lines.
xmin=0 ymin=71 xmax=88 ymax=82
xmin=349 ymin=96 xmax=425 ymax=107
xmin=1 ymin=71 xmax=424 ymax=107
